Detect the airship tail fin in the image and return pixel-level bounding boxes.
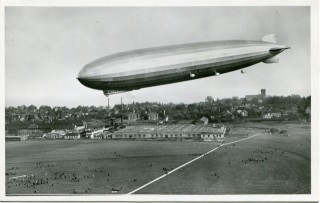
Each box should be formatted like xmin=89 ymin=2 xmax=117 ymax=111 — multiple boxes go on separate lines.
xmin=262 ymin=34 xmax=277 ymax=43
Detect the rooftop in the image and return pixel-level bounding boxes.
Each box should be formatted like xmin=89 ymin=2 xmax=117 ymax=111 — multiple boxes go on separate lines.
xmin=245 ymin=95 xmax=263 ymax=101
xmin=116 ymin=124 xmax=225 ymax=134
xmin=65 ymin=132 xmax=80 ymax=136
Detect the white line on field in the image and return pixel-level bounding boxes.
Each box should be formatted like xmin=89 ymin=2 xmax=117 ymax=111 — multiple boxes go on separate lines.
xmin=127 ymin=133 xmax=261 ymax=194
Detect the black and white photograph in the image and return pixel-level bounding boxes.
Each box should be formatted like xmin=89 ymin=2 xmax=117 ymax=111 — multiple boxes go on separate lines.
xmin=1 ymin=0 xmax=319 ymax=202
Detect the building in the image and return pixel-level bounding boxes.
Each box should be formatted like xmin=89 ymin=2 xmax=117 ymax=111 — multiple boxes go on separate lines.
xmin=87 ymin=131 xmax=112 ymax=139
xmin=20 ymin=124 xmax=45 ymax=134
xmin=305 ymin=107 xmax=311 ymax=116
xmin=200 ymin=125 xmax=226 ymax=142
xmin=5 ymin=135 xmax=29 ymax=141
xmin=112 ymin=124 xmax=226 ymax=141
xmin=127 ymin=112 xmax=140 ymax=121
xmin=102 ymin=131 xmax=113 ymax=139
xmin=5 ymin=122 xmax=74 ymax=136
xmin=87 ymin=128 xmax=109 ymax=139
xmin=148 ymin=112 xmax=159 ymax=121
xmin=112 ymin=118 xmax=122 ymax=125
xmin=6 ymin=124 xmax=49 ymax=135
xmin=221 ymin=110 xmax=234 ymax=120
xmin=44 ymin=130 xmax=66 ymax=139
xmin=263 ymin=113 xmax=273 ymax=119
xmin=28 ymin=132 xmax=45 ymax=139
xmin=272 ymin=112 xmax=282 ymax=118
xmin=245 ymin=89 xmax=266 ymax=101
xmin=49 ymin=122 xmax=74 ymax=131
xmin=264 ymin=112 xmax=282 ymax=119
xmin=85 ymin=120 xmax=109 ymax=131
xmin=44 ymin=133 xmax=64 ymax=139
xmin=236 ymin=109 xmax=249 ymax=117
xmin=74 ymin=121 xmax=86 ymax=132
xmin=51 ymin=129 xmax=67 ymax=135
xmin=195 ymin=117 xmax=209 ymax=125
xmin=64 ymin=132 xmax=80 ymax=139
xmin=261 ymin=89 xmax=266 ymax=97
xmin=290 ymin=105 xmax=299 ymax=115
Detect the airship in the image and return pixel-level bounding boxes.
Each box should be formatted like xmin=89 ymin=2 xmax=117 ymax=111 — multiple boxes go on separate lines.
xmin=77 ymin=34 xmax=290 ymax=97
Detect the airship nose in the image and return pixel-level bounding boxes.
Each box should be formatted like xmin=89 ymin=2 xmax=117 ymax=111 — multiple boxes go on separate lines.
xmin=77 ymin=75 xmax=93 ymax=89
xmin=77 ymin=77 xmax=86 ymax=84
xmin=77 ymin=65 xmax=92 ymax=80
xmin=77 ymin=65 xmax=97 ymax=88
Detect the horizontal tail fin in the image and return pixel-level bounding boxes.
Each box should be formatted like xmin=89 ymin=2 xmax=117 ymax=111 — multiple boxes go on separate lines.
xmin=270 ymin=47 xmax=291 ymax=52
xmin=263 ymin=56 xmax=279 ymax=63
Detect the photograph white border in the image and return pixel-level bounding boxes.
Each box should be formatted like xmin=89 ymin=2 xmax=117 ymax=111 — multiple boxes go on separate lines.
xmin=0 ymin=0 xmax=318 ymax=202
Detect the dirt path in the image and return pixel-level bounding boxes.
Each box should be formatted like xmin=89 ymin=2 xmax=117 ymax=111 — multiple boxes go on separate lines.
xmin=127 ymin=133 xmax=262 ymax=194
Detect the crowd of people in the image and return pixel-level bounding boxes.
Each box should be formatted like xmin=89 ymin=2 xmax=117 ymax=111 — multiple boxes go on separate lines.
xmin=114 ymin=152 xmax=124 ymax=158
xmin=7 ymin=174 xmax=52 ymax=194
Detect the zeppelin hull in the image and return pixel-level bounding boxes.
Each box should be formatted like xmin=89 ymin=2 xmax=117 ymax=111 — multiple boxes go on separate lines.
xmin=78 ymin=40 xmax=289 ymax=93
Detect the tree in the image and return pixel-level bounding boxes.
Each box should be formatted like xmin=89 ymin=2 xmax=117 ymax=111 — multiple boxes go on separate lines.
xmin=205 ymin=96 xmax=214 ymax=104
xmin=39 ymin=105 xmax=51 ymax=113
xmin=27 ymin=105 xmax=37 ymax=112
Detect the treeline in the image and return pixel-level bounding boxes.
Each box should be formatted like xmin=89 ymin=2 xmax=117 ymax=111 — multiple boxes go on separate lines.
xmin=5 ymin=95 xmax=311 ymax=123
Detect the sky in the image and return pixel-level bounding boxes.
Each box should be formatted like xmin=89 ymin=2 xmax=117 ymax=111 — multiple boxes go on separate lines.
xmin=5 ymin=6 xmax=311 ymax=108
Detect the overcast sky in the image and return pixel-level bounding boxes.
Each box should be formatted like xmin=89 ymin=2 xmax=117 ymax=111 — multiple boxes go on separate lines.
xmin=5 ymin=6 xmax=310 ymax=107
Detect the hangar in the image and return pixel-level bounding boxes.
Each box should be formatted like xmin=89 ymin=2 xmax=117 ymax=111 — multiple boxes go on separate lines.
xmin=113 ymin=124 xmax=226 ymax=141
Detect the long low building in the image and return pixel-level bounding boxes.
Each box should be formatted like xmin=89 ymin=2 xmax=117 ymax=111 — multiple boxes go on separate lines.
xmin=5 ymin=122 xmax=76 ymax=135
xmin=113 ymin=124 xmax=226 ymax=141
xmin=5 ymin=135 xmax=29 ymax=141
xmin=44 ymin=130 xmax=80 ymax=139
xmin=86 ymin=128 xmax=110 ymax=139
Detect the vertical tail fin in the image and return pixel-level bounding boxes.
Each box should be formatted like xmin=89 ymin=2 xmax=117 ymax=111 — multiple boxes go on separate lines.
xmin=262 ymin=34 xmax=277 ymax=43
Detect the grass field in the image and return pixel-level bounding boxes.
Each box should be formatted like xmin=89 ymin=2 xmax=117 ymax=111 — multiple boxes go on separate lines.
xmin=139 ymin=122 xmax=311 ymax=194
xmin=6 ymin=139 xmax=220 ymax=194
xmin=5 ymin=122 xmax=310 ymax=195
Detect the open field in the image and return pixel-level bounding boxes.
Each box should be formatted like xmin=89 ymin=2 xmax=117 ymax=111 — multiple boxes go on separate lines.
xmin=6 ymin=139 xmax=221 ymax=194
xmin=139 ymin=122 xmax=311 ymax=194
xmin=5 ymin=122 xmax=310 ymax=195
